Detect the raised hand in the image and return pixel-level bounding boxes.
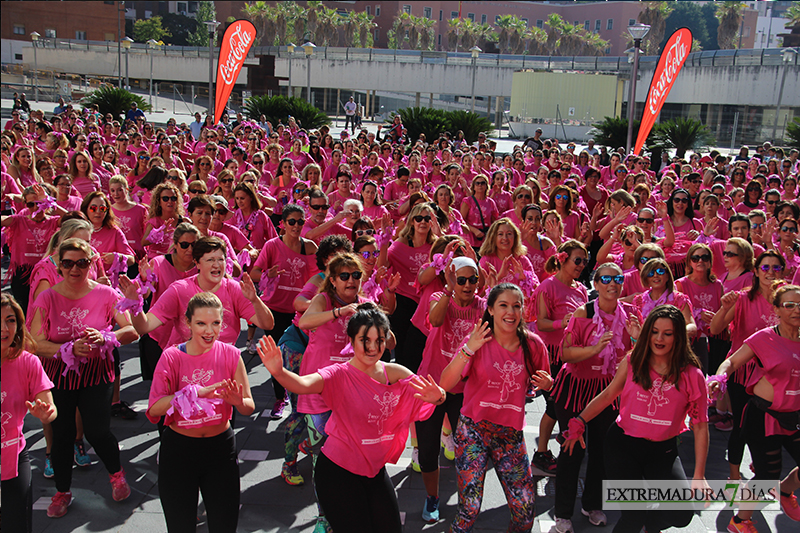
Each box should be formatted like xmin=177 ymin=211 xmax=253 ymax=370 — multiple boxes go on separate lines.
xmin=118 ymin=274 xmax=141 ymax=300
xmin=215 ymin=379 xmax=245 ymax=406
xmin=337 ymin=302 xmax=359 ymax=318
xmin=530 ymin=369 xmax=552 ymax=393
xmin=703 ymin=217 xmax=718 ymax=237
xmin=386 ymin=272 xmax=401 ymax=293
xmin=266 ymin=265 xmax=286 ymax=278
xmin=256 ymin=336 xmax=283 ymax=375
xmin=465 ymin=321 xmax=492 ymax=354
xmin=625 ymin=313 xmax=641 ymax=340
xmin=720 ymin=291 xmax=739 ymax=310
xmin=27 ymin=398 xmax=57 ymax=421
xmin=594 ymin=331 xmax=614 ymax=354
xmin=410 ymin=374 xmax=446 ymax=404
xmin=444 ymin=263 xmax=458 ymax=290
xmin=655 ymin=200 xmax=668 ymax=219
xmin=241 ymin=273 xmax=257 ymax=301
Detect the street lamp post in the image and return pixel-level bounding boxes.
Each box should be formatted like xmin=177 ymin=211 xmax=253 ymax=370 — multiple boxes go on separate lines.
xmin=286 ymin=43 xmax=296 ymax=98
xmin=30 ymin=32 xmax=40 ymax=103
xmin=625 ymin=23 xmax=650 ymax=154
xmin=122 ymin=37 xmax=133 ymax=90
xmin=470 ymin=46 xmax=481 ymax=113
xmin=772 ymin=47 xmax=797 ymax=142
xmin=147 ymin=39 xmax=158 ymax=107
xmin=302 ymin=42 xmax=316 ymax=106
xmin=204 ymin=20 xmax=220 ymax=121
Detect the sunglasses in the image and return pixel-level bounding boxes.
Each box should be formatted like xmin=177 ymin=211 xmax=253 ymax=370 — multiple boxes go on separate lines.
xmin=355 ymin=229 xmax=375 ymax=237
xmin=767 ymin=200 xmax=778 ymax=205
xmin=138 ymin=155 xmax=150 ymax=160
xmin=220 ymin=178 xmax=234 ymax=184
xmin=310 ymin=204 xmax=329 ymax=211
xmin=598 ymin=274 xmax=624 ymax=285
xmin=199 ymin=163 xmax=212 ymax=167
xmin=253 ymin=160 xmax=264 ymax=165
xmin=293 ymin=188 xmax=307 ymax=194
xmin=188 ymin=189 xmax=204 ymax=194
xmin=751 ymin=222 xmax=764 ymax=228
xmin=672 ymin=197 xmax=689 ymax=204
xmin=337 ymin=271 xmax=363 ymax=281
xmin=161 ymin=196 xmax=178 ymax=202
xmin=474 ymin=182 xmax=487 ymax=186
xmin=177 ymin=241 xmax=194 ymax=249
xmin=554 ymin=194 xmax=570 ymax=201
xmin=517 ymin=194 xmax=532 ymax=200
xmin=690 ymin=254 xmax=711 ymax=263
xmin=285 ymin=218 xmax=305 ymax=226
xmin=166 ymin=175 xmax=179 ymax=181
xmin=624 ymin=238 xmax=640 ymax=247
xmin=781 ymin=226 xmax=798 ymax=233
xmin=760 ymin=264 xmax=784 ymax=272
xmin=359 ymin=250 xmax=380 ymax=259
xmin=61 ymin=258 xmax=91 ymax=270
xmin=560 ymin=167 xmax=570 ymax=172
xmin=646 ymin=267 xmax=667 ymax=277
xmin=413 ymin=215 xmax=432 ymax=223
xmin=637 ymin=217 xmax=654 ymax=224
xmin=454 ymin=275 xmax=478 ymax=286
xmin=88 ymin=204 xmax=108 ymax=213
xmin=722 ymin=251 xmax=740 ymax=258
xmin=571 ymin=257 xmax=588 ymax=266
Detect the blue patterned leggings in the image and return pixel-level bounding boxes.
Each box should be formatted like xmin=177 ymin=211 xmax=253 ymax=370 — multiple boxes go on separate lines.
xmin=282 ymin=344 xmax=307 ymax=464
xmin=452 ymin=415 xmax=536 ymax=533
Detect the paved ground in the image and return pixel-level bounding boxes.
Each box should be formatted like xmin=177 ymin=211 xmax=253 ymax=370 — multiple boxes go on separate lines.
xmin=13 ymin=321 xmax=793 ymax=533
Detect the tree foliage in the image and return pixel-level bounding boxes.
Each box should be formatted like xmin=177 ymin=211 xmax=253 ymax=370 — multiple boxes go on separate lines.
xmin=187 ymin=1 xmax=217 ymax=47
xmin=636 ymin=2 xmax=673 ymax=55
xmin=661 ymin=3 xmax=710 ymax=52
xmin=651 ymin=117 xmax=714 ymax=158
xmin=590 ymin=116 xmax=642 ymax=151
xmin=160 ymin=13 xmax=198 ymax=46
xmin=82 ymin=86 xmax=151 ymax=122
xmin=244 ymin=95 xmax=330 ymax=130
xmin=716 ymin=1 xmax=746 ymax=49
xmin=386 ymin=108 xmax=493 ymax=144
xmin=133 ymin=16 xmax=171 ymax=43
xmin=786 ymin=117 xmax=800 ymax=150
xmin=544 ymin=14 xmax=609 ymax=56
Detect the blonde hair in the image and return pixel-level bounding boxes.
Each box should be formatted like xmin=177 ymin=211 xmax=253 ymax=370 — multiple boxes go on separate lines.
xmin=397 ymin=203 xmax=435 ymax=245
xmin=478 ymin=218 xmax=527 ymax=258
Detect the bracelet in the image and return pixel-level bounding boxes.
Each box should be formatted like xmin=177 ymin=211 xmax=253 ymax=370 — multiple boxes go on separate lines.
xmin=577 ymin=414 xmax=587 ymax=426
xmin=630 ymin=336 xmax=637 ymax=344
xmin=462 ymin=344 xmax=475 ymax=356
xmin=333 ymin=307 xmax=339 ymax=318
xmin=438 ymin=387 xmax=446 ymax=404
xmin=458 ymin=348 xmax=472 ymax=362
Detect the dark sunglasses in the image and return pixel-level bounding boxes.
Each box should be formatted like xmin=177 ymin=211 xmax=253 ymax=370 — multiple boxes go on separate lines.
xmin=598 ymin=275 xmax=624 ymax=285
xmin=413 ymin=215 xmax=432 ymax=223
xmin=310 ymin=204 xmax=330 ymax=211
xmin=26 ymin=201 xmax=37 ymax=209
xmin=138 ymin=155 xmax=150 ymax=160
xmin=285 ymin=218 xmax=305 ymax=226
xmin=554 ymin=194 xmax=569 ymax=200
xmin=639 ymin=256 xmax=656 ymax=265
xmin=672 ymin=197 xmax=689 ymax=204
xmin=253 ymin=160 xmax=264 ymax=165
xmin=355 ymin=229 xmax=375 ymax=237
xmin=188 ymin=189 xmax=204 ymax=194
xmin=766 ymin=200 xmax=778 ymax=205
xmin=293 ymin=188 xmax=307 ymax=194
xmin=571 ymin=257 xmax=588 ymax=266
xmin=359 ymin=250 xmax=380 ymax=259
xmin=624 ymin=238 xmax=640 ymax=247
xmin=177 ymin=241 xmax=194 ymax=249
xmin=637 ymin=217 xmax=654 ymax=224
xmin=781 ymin=226 xmax=798 ymax=233
xmin=61 ymin=258 xmax=91 ymax=270
xmin=219 ymin=178 xmax=234 ymax=184
xmin=760 ymin=264 xmax=784 ymax=272
xmin=690 ymin=254 xmax=711 ymax=263
xmin=456 ymin=275 xmax=479 ymax=285
xmin=88 ymin=204 xmax=108 ymax=213
xmin=722 ymin=251 xmax=740 ymax=258
xmin=646 ymin=267 xmax=667 ymax=277
xmin=337 ymin=271 xmax=363 ymax=281
xmin=161 ymin=196 xmax=178 ymax=202
xmin=517 ymin=194 xmax=532 ymax=200
xmin=207 ymin=147 xmax=218 ymax=151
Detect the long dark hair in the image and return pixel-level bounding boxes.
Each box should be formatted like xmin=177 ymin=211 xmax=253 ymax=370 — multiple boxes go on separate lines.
xmin=667 ymin=188 xmax=695 ymax=219
xmin=747 ymin=250 xmax=786 ymax=301
xmin=481 ymin=283 xmax=537 ymax=378
xmin=629 ymin=305 xmax=700 ymax=390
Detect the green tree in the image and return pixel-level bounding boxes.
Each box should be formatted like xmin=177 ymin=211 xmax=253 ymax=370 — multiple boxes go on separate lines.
xmin=662 ymin=2 xmax=710 ymax=52
xmin=188 ymin=1 xmax=217 ymax=47
xmin=161 ymin=13 xmax=197 ymax=46
xmin=786 ymin=117 xmax=800 ymax=149
xmin=716 ymin=1 xmax=746 ymax=49
xmin=701 ymin=3 xmax=720 ymax=50
xmin=637 ymin=2 xmax=673 ymax=55
xmin=82 ymin=86 xmax=151 ymax=122
xmin=787 ymin=2 xmax=800 ymax=26
xmin=133 ymin=16 xmax=171 ymax=43
xmin=651 ymin=117 xmax=714 ymax=158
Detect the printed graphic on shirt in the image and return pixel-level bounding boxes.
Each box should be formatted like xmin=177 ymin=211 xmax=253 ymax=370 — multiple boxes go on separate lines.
xmin=444 ymin=318 xmax=474 ymax=355
xmin=0 ymin=391 xmax=16 ymax=449
xmin=694 ymin=292 xmax=713 ymax=310
xmin=58 ymin=307 xmax=90 ymax=339
xmin=364 ymin=391 xmax=399 ymax=441
xmin=480 ymin=360 xmax=525 ymax=412
xmin=25 ymin=227 xmax=50 ymax=259
xmin=116 ymin=215 xmax=132 ymax=235
xmin=182 ymin=368 xmax=214 ymax=386
xmin=789 ymin=367 xmax=800 ymax=397
xmin=283 ymin=257 xmax=306 ymax=280
xmin=410 ymin=252 xmax=429 ymax=272
xmin=330 ymin=315 xmax=352 ymax=362
xmin=635 ymin=377 xmax=674 ymax=422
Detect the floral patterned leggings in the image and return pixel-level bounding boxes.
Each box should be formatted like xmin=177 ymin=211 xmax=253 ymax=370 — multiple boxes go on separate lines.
xmin=281 ymin=344 xmax=307 ymax=464
xmin=452 ymin=415 xmax=536 ymax=533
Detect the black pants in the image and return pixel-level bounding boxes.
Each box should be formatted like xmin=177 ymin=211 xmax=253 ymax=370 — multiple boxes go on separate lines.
xmin=604 ymin=422 xmax=694 ymax=533
xmin=415 ymin=392 xmax=463 ymax=473
xmin=344 ymin=115 xmax=356 ymax=132
xmin=159 ymin=427 xmax=239 ymax=533
xmin=390 ymin=294 xmax=417 ymax=369
xmin=692 ymin=337 xmax=709 ymax=375
xmin=554 ymin=402 xmax=616 ymax=518
xmin=708 ymin=337 xmax=730 ymax=378
xmin=401 ymin=324 xmax=427 ymax=372
xmin=51 ymin=382 xmax=121 ymax=492
xmin=139 ymin=333 xmax=164 ymax=382
xmin=266 ymin=311 xmax=294 ymax=403
xmin=728 ymin=381 xmax=751 ymax=466
xmin=743 ymin=400 xmax=800 ymax=481
xmin=10 ymin=265 xmax=31 ymax=316
xmin=315 ymin=451 xmax=401 ymax=533
xmin=1 ymin=448 xmax=32 ymax=533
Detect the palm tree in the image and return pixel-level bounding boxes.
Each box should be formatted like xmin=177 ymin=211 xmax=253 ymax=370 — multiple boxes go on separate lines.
xmin=318 ymin=8 xmax=341 ymax=47
xmin=242 ymin=1 xmax=277 ymax=46
xmin=787 ymin=2 xmax=800 ymax=26
xmin=637 ymin=2 xmax=673 ymax=55
xmin=527 ymin=27 xmax=547 ymax=55
xmin=545 ymin=13 xmax=565 ymax=55
xmin=496 ymin=14 xmax=525 ymax=54
xmin=716 ymin=1 xmax=746 ymax=49
xmin=306 ymin=1 xmax=323 ymax=36
xmin=446 ymin=18 xmax=463 ymax=51
xmin=289 ymin=3 xmax=307 ymax=46
xmin=475 ymin=23 xmax=498 ymax=51
xmin=416 ymin=16 xmax=436 ymax=51
xmin=392 ymin=12 xmax=412 ymax=49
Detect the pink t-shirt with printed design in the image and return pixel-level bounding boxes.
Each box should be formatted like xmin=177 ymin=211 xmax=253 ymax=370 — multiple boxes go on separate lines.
xmin=147 ymin=255 xmax=197 ymax=349
xmin=253 ymin=237 xmax=319 ymax=314
xmin=111 ymin=204 xmax=148 ymax=258
xmin=387 ymin=241 xmax=432 ymax=302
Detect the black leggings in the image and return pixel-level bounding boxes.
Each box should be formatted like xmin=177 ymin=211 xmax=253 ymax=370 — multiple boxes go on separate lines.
xmin=266 ymin=311 xmax=295 ymax=402
xmin=390 ymin=293 xmax=417 ymax=369
xmin=139 ymin=333 xmax=163 ymax=382
xmin=159 ymin=427 xmax=239 ymax=533
xmin=743 ymin=399 xmax=800 ymax=481
xmin=401 ymin=324 xmax=427 ymax=372
xmin=10 ymin=265 xmax=31 ymax=316
xmin=691 ymin=337 xmax=709 ymax=375
xmin=604 ymin=422 xmax=694 ymax=533
xmin=51 ymin=382 xmax=121 ymax=492
xmin=1 ymin=448 xmax=32 ymax=533
xmin=415 ymin=392 xmax=463 ymax=473
xmin=727 ymin=381 xmax=751 ymax=466
xmin=315 ymin=451 xmax=401 ymax=533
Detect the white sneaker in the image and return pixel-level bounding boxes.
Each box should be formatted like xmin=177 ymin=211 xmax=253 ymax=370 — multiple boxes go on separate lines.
xmin=553 ymin=518 xmax=574 ymax=533
xmin=441 ymin=432 xmax=455 ymax=461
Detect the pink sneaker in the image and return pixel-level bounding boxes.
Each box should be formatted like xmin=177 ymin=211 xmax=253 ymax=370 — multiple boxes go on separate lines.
xmin=782 ymin=493 xmax=800 ymax=522
xmin=110 ymin=469 xmax=131 ymax=501
xmin=47 ymin=491 xmax=72 ymax=518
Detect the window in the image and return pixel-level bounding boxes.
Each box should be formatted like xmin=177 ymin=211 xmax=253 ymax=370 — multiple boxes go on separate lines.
xmin=45 ymin=29 xmax=56 ymax=38
xmin=188 ymin=1 xmax=198 ymax=13
xmin=481 ymin=14 xmax=487 ymax=24
xmin=628 ymin=19 xmax=636 ymax=26
xmin=423 ymin=6 xmax=431 ymax=18
xmin=365 ymin=6 xmax=370 ymax=15
xmin=607 ymin=19 xmax=613 ymax=30
xmin=439 ymin=10 xmax=443 ymax=21
xmin=15 ymin=53 xmax=23 ymax=61
xmin=537 ymin=19 xmax=543 ymax=29
xmin=467 ymin=13 xmax=475 ymax=22
xmin=402 ymin=5 xmax=411 ymax=14
xmin=438 ymin=34 xmax=442 ymax=46
xmin=374 ymin=28 xmax=379 ymax=41
xmin=76 ymin=30 xmax=87 ymax=40
xmin=743 ymin=26 xmax=750 ymax=38
xmin=574 ymin=21 xmax=579 ymax=27
xmin=495 ymin=15 xmax=501 ymax=24
xmin=13 ymin=24 xmax=25 ymax=35
xmin=595 ymin=20 xmax=601 ymax=31
xmin=375 ymin=6 xmax=380 ymax=17
xmin=584 ymin=20 xmax=590 ymax=31
xmin=451 ymin=11 xmax=459 ymax=19
xmin=177 ymin=2 xmax=186 ymax=13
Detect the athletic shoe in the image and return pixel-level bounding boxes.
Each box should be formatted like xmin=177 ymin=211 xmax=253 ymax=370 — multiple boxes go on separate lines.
xmin=298 ymin=438 xmax=313 ymax=457
xmin=110 ymin=469 xmax=131 ymax=501
xmin=313 ymin=516 xmax=333 ymax=533
xmin=581 ymin=508 xmax=608 ymax=526
xmin=531 ymin=450 xmax=558 ymax=476
xmin=554 ymin=517 xmax=574 ymax=533
xmin=111 ymin=400 xmax=138 ymax=420
xmin=281 ymin=461 xmax=304 ymax=486
xmin=781 ymin=493 xmax=800 ymax=521
xmin=441 ymin=432 xmax=455 ymax=461
xmin=269 ymin=398 xmax=287 ymax=420
xmin=74 ymin=440 xmax=91 ymax=467
xmin=715 ymin=413 xmax=734 ymax=431
xmin=727 ymin=517 xmax=759 ymax=533
xmin=410 ymin=447 xmax=421 ymax=473
xmin=44 ymin=455 xmax=54 ymax=478
xmin=47 ymin=491 xmax=72 ymax=518
xmin=422 ymin=495 xmax=440 ymax=523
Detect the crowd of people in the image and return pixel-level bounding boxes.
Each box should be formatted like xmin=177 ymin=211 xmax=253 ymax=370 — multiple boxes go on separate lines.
xmin=1 ymin=99 xmax=800 ymax=533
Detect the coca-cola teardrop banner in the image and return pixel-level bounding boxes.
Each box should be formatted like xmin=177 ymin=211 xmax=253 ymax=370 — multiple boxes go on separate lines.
xmin=214 ymin=19 xmax=256 ymax=125
xmin=634 ymin=28 xmax=693 ymax=155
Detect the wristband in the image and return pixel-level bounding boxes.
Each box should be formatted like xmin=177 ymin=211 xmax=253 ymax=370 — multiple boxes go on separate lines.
xmin=462 ymin=344 xmax=475 ymax=356
xmin=554 ymin=320 xmax=565 ymax=330
xmin=438 ymin=387 xmax=446 ymax=404
xmin=333 ymin=307 xmax=338 ymax=318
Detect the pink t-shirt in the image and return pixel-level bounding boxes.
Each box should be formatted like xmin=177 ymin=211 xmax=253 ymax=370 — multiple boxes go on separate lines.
xmin=533 ymin=276 xmax=588 ymax=351
xmin=363 ymin=204 xmax=390 ymax=222
xmin=111 ymin=204 xmax=148 ymax=258
xmin=620 ymin=268 xmax=647 ymax=298
xmin=147 ymin=341 xmax=241 ymax=428
xmin=387 ymin=240 xmax=432 ymax=302
xmin=217 ymin=223 xmax=250 ymax=252
xmin=147 ymin=255 xmax=198 ymax=349
xmin=677 ymin=277 xmax=723 ymax=337
xmin=318 ymin=362 xmax=434 ymax=477
xmin=145 ymin=217 xmax=178 ymax=259
xmin=479 ymin=254 xmax=538 ymax=288
xmin=231 ymin=209 xmax=276 ymax=250
xmin=460 ymin=196 xmax=499 ymax=247
xmin=526 ymin=236 xmax=556 ymax=282
xmin=1 ymin=351 xmax=53 ymax=480
xmin=743 ymin=328 xmax=800 ymax=436
xmin=721 ymin=271 xmax=754 ymax=294
xmin=460 ymin=335 xmax=549 ymax=430
xmin=149 ymin=275 xmax=255 ymax=347
xmin=491 ymin=190 xmax=514 ymax=213
xmin=5 ymin=215 xmax=60 ymax=269
xmin=72 ymin=174 xmax=101 ymax=197
xmin=91 ymin=225 xmax=135 ymax=269
xmin=409 ymin=278 xmax=445 ymax=336
xmin=616 ymin=355 xmax=708 ymax=441
xmin=253 ymin=237 xmax=319 ymax=314
xmin=418 ymin=292 xmax=486 ymax=395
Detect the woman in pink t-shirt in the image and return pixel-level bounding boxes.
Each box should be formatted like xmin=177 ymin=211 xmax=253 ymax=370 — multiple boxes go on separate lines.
xmin=563 ymin=305 xmax=708 ymax=533
xmin=440 ymin=283 xmax=551 ymax=533
xmin=257 ymin=303 xmax=442 ymax=533
xmin=764 ymin=217 xmax=800 ymax=280
xmin=549 ymin=184 xmax=583 ymax=241
xmin=69 ymin=151 xmax=101 ymax=198
xmin=488 ymin=170 xmax=514 ymax=214
xmin=143 ymin=182 xmax=187 ymax=260
xmin=147 ymin=292 xmax=254 ymax=533
xmin=108 ymin=176 xmax=148 ymax=262
xmin=81 ymin=191 xmax=135 ymax=273
xmin=460 ymin=174 xmax=498 ymax=248
xmin=632 ymin=258 xmax=697 ymax=339
xmin=711 ymin=283 xmax=800 ymax=532
xmin=478 ymin=218 xmax=539 ymax=305
xmin=1 ymin=293 xmax=57 ymax=532
xmin=554 ymin=264 xmax=642 ymax=531
xmin=519 ymin=204 xmax=557 ymax=283
xmin=231 ymin=182 xmax=276 ymax=250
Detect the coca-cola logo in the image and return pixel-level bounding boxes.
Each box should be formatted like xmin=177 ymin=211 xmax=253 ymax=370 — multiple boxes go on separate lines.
xmin=219 ymin=23 xmax=254 ymax=86
xmin=647 ymin=32 xmax=688 ymax=115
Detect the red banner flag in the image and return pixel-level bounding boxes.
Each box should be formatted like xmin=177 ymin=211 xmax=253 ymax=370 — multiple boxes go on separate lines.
xmin=634 ymin=28 xmax=693 ymax=155
xmin=214 ymin=19 xmax=257 ymax=125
